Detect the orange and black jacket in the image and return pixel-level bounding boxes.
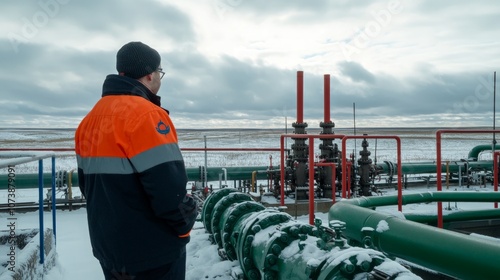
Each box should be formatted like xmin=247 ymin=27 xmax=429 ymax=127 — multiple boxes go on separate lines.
xmin=75 ymin=74 xmax=197 ymax=273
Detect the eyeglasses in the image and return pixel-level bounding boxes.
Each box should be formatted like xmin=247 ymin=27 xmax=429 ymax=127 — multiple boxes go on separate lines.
xmin=157 ymin=68 xmax=165 ymax=79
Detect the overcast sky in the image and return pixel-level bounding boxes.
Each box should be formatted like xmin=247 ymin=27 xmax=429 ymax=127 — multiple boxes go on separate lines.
xmin=1 ymin=0 xmax=499 ymax=129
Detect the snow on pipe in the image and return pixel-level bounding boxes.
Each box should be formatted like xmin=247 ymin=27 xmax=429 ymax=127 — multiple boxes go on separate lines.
xmin=201 ymin=188 xmax=420 ymax=280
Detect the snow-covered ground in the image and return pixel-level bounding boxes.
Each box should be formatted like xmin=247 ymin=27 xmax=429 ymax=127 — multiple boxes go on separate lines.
xmin=1 ymin=185 xmax=498 ymax=279
xmin=1 ymin=128 xmax=499 ymax=279
xmin=0 ymin=192 xmax=332 ymax=279
xmin=0 ymin=206 xmax=249 ymax=279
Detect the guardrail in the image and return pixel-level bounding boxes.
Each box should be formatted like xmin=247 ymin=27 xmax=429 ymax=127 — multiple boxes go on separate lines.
xmin=0 ymin=151 xmax=57 ymax=265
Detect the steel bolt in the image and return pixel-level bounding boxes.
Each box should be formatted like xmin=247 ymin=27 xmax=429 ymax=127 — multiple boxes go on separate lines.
xmin=360 ymin=260 xmax=372 ymax=272
xmin=271 ymin=244 xmax=282 ymax=255
xmin=340 ymin=261 xmax=355 ymax=275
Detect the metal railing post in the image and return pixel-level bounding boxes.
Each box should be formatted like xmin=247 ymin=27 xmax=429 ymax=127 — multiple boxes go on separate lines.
xmin=51 ymin=156 xmax=57 ymax=244
xmin=38 ymin=159 xmax=44 ymax=264
xmin=436 ymin=129 xmax=500 ymax=227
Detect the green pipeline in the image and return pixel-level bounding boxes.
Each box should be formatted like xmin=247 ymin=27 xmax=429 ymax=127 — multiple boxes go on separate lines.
xmin=0 ymin=166 xmax=272 ymax=189
xmin=342 ymin=191 xmax=500 ymax=208
xmin=329 ymin=192 xmax=500 ymax=280
xmin=467 ymin=144 xmax=500 ymax=160
xmin=377 ymin=160 xmax=493 ymax=174
xmin=0 ymin=159 xmax=495 ymax=190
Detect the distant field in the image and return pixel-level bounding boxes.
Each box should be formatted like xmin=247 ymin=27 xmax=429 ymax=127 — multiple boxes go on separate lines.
xmin=0 ymin=127 xmax=497 ymax=173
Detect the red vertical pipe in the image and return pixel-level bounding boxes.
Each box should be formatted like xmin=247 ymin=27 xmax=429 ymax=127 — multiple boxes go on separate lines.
xmin=297 ymin=71 xmax=304 ymax=123
xmin=324 ymin=74 xmax=330 ymax=123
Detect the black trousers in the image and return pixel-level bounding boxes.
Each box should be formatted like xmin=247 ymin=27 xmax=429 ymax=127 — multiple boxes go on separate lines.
xmin=101 ymin=251 xmax=186 ymax=280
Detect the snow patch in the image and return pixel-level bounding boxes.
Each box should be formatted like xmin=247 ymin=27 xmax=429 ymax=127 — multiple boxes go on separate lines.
xmin=376 ymin=220 xmax=390 ymax=233
xmin=361 ymin=226 xmax=374 ymax=232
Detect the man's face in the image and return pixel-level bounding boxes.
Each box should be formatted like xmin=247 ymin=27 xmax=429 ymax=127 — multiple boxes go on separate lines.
xmin=150 ymin=67 xmax=163 ymax=94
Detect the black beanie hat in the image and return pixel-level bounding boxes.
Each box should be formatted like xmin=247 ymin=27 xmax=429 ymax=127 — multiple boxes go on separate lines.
xmin=116 ymin=42 xmax=161 ymax=79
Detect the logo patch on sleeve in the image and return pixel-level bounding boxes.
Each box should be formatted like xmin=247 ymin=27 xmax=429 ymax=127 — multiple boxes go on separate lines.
xmin=156 ymin=120 xmax=171 ymax=135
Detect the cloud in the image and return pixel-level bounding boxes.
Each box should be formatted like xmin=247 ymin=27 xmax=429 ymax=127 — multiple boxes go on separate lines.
xmin=338 ymin=61 xmax=376 ymax=84
xmin=0 ymin=0 xmax=499 ymax=128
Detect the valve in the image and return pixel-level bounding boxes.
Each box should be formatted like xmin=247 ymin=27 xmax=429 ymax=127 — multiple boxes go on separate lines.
xmin=329 ymin=220 xmax=347 ymax=248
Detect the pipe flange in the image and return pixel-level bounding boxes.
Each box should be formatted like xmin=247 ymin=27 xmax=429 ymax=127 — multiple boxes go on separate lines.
xmin=292 ymin=122 xmax=308 ymax=129
xmin=211 ymin=192 xmax=253 ymax=248
xmin=221 ymin=201 xmax=265 ymax=261
xmin=236 ymin=210 xmax=292 ymax=279
xmin=314 ymin=248 xmax=387 ymax=279
xmin=319 ymin=121 xmax=335 ymax=129
xmin=383 ymin=161 xmax=395 ymax=178
xmin=201 ymin=188 xmax=238 ymax=233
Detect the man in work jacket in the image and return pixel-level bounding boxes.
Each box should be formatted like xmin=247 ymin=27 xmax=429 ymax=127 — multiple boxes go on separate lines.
xmin=75 ymin=41 xmax=197 ymax=280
